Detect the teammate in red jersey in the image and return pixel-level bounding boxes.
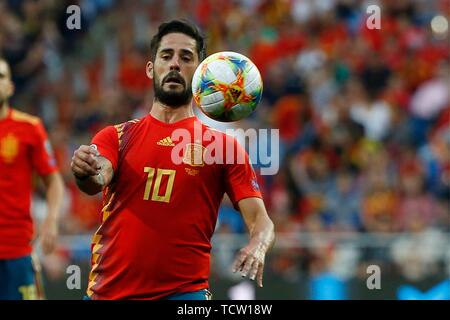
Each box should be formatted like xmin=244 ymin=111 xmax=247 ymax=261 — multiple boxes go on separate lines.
xmin=0 ymin=58 xmax=65 ymax=300
xmin=71 ymin=20 xmax=275 ymax=300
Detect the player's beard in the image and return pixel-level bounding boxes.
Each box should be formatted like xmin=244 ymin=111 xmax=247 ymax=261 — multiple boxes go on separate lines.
xmin=154 ymin=71 xmax=192 ymax=108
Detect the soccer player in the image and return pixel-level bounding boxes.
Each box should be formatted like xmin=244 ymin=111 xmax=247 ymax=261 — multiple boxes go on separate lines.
xmin=0 ymin=58 xmax=65 ymax=300
xmin=71 ymin=20 xmax=275 ymax=300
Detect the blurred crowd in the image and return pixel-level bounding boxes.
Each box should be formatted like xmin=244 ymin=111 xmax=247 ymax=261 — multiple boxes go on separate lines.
xmin=1 ymin=0 xmax=449 ymax=293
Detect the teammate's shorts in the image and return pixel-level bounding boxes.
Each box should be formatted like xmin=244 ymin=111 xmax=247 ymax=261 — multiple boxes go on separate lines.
xmin=0 ymin=255 xmax=37 ymax=300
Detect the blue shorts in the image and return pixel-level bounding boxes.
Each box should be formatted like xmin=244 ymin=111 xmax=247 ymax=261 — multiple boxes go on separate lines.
xmin=0 ymin=255 xmax=37 ymax=300
xmin=165 ymin=289 xmax=212 ymax=300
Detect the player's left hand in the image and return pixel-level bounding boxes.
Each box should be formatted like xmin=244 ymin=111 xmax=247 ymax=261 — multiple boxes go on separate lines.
xmin=40 ymin=217 xmax=58 ymax=255
xmin=232 ymin=239 xmax=268 ymax=287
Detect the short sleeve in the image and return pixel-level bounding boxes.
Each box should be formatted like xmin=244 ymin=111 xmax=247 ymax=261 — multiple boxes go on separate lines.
xmin=91 ymin=126 xmax=119 ymax=171
xmin=31 ymin=120 xmax=58 ymax=176
xmin=224 ymin=136 xmax=262 ymax=208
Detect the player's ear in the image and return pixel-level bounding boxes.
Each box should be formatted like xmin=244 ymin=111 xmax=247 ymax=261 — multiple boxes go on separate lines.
xmin=146 ymin=61 xmax=154 ymax=80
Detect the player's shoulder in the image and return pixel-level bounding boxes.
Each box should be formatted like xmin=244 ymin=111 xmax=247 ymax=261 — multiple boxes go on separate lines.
xmin=93 ymin=118 xmax=143 ymax=147
xmin=100 ymin=118 xmax=143 ymax=135
xmin=112 ymin=117 xmax=141 ymax=128
xmin=10 ymin=109 xmax=41 ymax=126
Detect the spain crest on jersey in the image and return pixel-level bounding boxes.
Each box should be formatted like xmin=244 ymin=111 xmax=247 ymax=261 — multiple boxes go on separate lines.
xmin=182 ymin=143 xmax=206 ymax=167
xmin=0 ymin=134 xmax=19 ymax=164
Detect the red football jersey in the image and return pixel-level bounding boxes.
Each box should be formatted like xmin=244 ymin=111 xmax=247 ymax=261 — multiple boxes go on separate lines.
xmin=87 ymin=114 xmax=261 ymax=299
xmin=0 ymin=108 xmax=58 ymax=259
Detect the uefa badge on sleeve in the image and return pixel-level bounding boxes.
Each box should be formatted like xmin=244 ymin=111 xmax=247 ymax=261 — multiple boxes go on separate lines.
xmin=251 ymin=178 xmax=260 ymax=192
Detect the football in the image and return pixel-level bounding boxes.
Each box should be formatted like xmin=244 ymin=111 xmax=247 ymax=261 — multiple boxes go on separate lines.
xmin=192 ymin=51 xmax=263 ymax=122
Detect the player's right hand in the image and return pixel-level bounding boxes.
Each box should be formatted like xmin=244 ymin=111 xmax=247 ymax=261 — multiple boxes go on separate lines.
xmin=71 ymin=145 xmax=101 ymax=179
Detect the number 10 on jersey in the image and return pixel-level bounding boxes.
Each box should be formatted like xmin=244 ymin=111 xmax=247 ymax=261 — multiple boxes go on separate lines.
xmin=143 ymin=167 xmax=176 ymax=203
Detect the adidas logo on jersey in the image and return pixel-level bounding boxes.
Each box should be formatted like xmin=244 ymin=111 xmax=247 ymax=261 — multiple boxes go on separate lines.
xmin=157 ymin=137 xmax=175 ymax=147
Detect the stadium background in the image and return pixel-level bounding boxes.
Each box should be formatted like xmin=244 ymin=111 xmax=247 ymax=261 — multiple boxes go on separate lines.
xmin=1 ymin=0 xmax=449 ymax=299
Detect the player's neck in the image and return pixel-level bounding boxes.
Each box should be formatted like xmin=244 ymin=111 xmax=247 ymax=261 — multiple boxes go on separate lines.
xmin=150 ymin=101 xmax=195 ymax=124
xmin=0 ymin=102 xmax=9 ymax=120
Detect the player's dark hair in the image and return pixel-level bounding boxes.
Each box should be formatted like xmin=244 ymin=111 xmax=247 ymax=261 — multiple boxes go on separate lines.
xmin=150 ymin=19 xmax=206 ymax=62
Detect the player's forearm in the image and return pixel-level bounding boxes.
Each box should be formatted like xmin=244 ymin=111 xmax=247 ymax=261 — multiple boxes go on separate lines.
xmin=44 ymin=172 xmax=65 ymax=221
xmin=248 ymin=213 xmax=275 ymax=251
xmin=238 ymin=198 xmax=275 ymax=251
xmin=75 ymin=173 xmax=105 ymax=195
